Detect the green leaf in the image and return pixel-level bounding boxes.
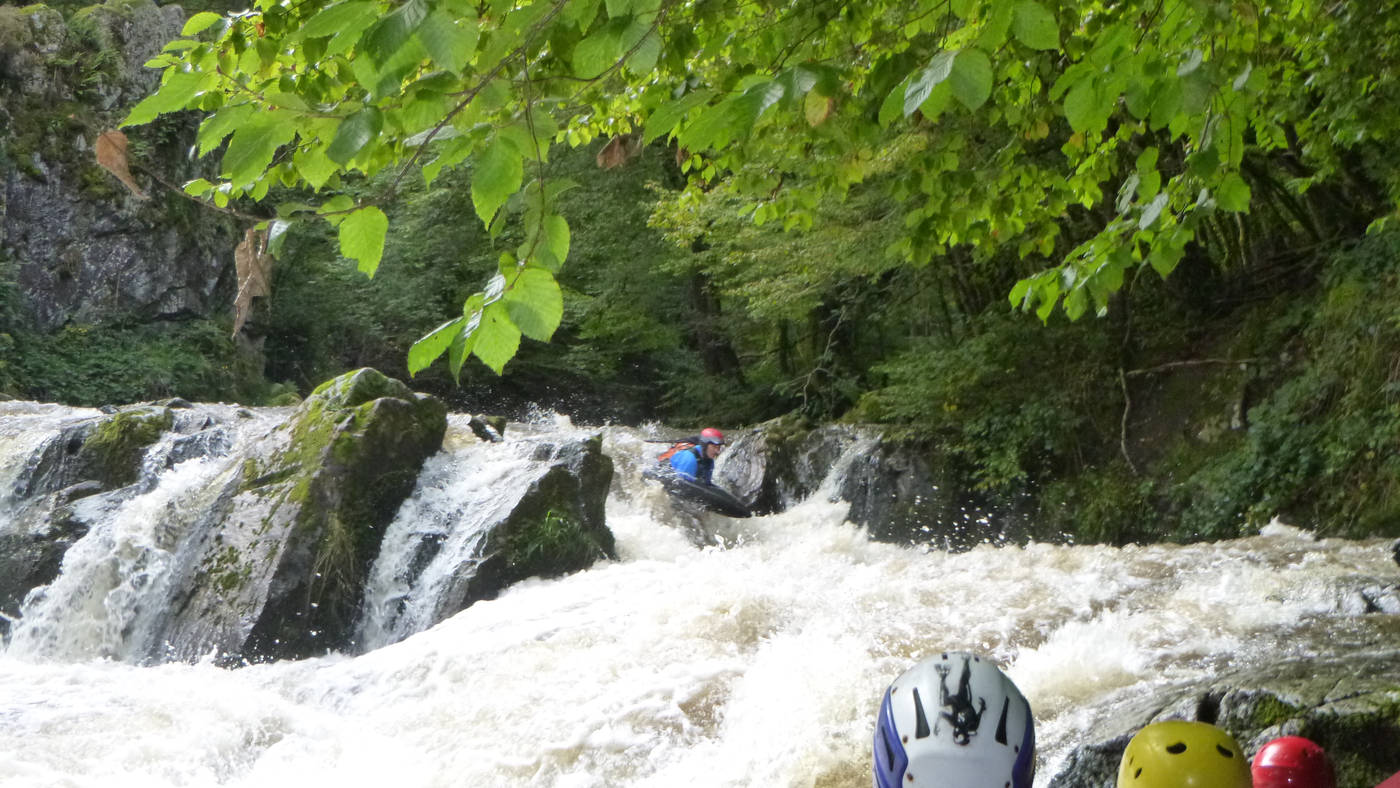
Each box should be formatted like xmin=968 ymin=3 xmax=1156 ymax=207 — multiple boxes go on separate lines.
xmin=1012 ymin=1 xmax=1059 ymax=50
xmin=573 ymin=21 xmax=622 ymax=79
xmin=365 ymin=0 xmax=429 ymax=64
xmin=326 ymin=107 xmax=383 ymax=164
xmin=338 ymin=206 xmax=389 ymax=276
xmin=448 ymin=308 xmax=478 ymax=382
xmin=880 ymin=73 xmax=914 ymax=126
xmin=318 ymin=195 xmax=356 ymax=225
xmin=950 ymin=48 xmax=993 ymax=110
xmin=1149 ymin=77 xmax=1183 ymax=131
xmin=504 ymin=268 xmax=564 ymax=341
xmin=905 ymin=52 xmax=955 ymax=117
xmin=181 ymin=11 xmax=223 ymax=36
xmin=1216 ymin=173 xmax=1252 ymax=212
xmin=977 ymin=0 xmax=1015 ymax=50
xmin=302 ymin=1 xmax=376 ymax=38
xmin=417 ymin=10 xmax=478 ymax=73
xmin=371 ymin=36 xmax=429 ymax=97
xmin=408 ymin=316 xmax=466 ymax=375
xmin=731 ymin=81 xmax=786 ymax=130
xmin=265 ymin=219 xmax=292 ymax=257
xmin=1139 ymin=192 xmax=1170 ymax=229
xmin=471 ymin=137 xmax=523 ymax=227
xmin=540 ymin=214 xmax=570 ymax=271
xmin=1116 ymin=172 xmax=1140 ymax=213
xmin=222 ymin=118 xmax=299 ymax=186
xmin=1188 ymin=146 xmax=1221 ymax=178
xmin=1063 ymin=78 xmax=1101 ymax=134
xmin=122 ymin=69 xmax=208 ymax=127
xmin=294 ymin=145 xmax=340 ymax=191
xmin=627 ymin=29 xmax=662 ymax=74
xmin=644 ymin=89 xmax=714 ymax=143
xmin=423 ymin=136 xmax=475 ymax=186
xmin=472 ymin=301 xmax=522 ymax=374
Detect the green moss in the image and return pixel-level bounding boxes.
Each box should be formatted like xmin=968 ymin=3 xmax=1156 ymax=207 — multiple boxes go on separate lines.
xmin=503 ymin=508 xmax=607 ymax=577
xmin=1299 ymin=696 xmax=1400 ymax=788
xmin=204 ymin=545 xmax=251 ymax=593
xmin=312 ymin=511 xmax=360 ymax=598
xmin=1246 ymin=695 xmax=1305 ymax=729
xmin=81 ymin=407 xmax=173 ymax=487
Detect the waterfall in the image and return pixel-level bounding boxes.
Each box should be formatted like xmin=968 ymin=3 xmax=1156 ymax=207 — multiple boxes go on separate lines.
xmin=1 ymin=401 xmax=1397 ymax=786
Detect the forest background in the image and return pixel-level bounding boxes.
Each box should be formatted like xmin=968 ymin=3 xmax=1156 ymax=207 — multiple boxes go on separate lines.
xmin=1 ymin=0 xmax=1398 ymax=546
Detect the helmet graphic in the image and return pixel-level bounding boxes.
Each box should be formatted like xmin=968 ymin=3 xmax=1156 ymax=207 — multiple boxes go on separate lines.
xmin=1117 ymin=720 xmax=1250 ymax=788
xmin=698 ymin=427 xmax=725 ymax=445
xmin=873 ymin=651 xmax=1035 ymax=788
xmin=1251 ymin=736 xmax=1336 ymax=788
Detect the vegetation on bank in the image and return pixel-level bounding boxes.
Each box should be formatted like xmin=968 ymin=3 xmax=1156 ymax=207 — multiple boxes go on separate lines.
xmin=0 ymin=0 xmax=1397 ymax=545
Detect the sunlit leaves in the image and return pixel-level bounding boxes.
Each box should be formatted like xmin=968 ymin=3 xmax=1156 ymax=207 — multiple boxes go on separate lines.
xmin=222 ymin=116 xmax=298 ymax=186
xmin=949 ymin=49 xmax=993 ymax=110
xmin=122 ymin=0 xmax=1374 ymax=373
xmin=181 ymin=11 xmax=223 ymax=36
xmin=338 ymin=206 xmax=389 ymax=276
xmin=1216 ymin=173 xmax=1252 ymax=212
xmin=364 ymin=0 xmax=428 ymax=63
xmin=408 ymin=316 xmax=466 ymax=376
xmin=904 ymin=52 xmax=955 ymax=118
xmin=301 ymin=1 xmax=376 ymax=40
xmin=417 ymin=10 xmax=477 ymax=73
xmin=471 ymin=137 xmax=524 ymax=229
xmin=504 ymin=267 xmax=564 ymax=341
xmin=1011 ymin=1 xmax=1058 ymax=50
xmin=122 ymin=70 xmax=210 ymax=127
xmin=327 ymin=108 xmax=384 ymax=164
xmin=472 ymin=302 xmax=522 ymax=374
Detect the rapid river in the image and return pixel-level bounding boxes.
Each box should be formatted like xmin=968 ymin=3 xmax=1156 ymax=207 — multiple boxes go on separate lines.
xmin=1 ymin=404 xmax=1396 ymax=787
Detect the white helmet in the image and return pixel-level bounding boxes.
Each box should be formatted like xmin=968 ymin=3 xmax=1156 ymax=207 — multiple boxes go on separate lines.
xmin=873 ymin=651 xmax=1035 ymax=788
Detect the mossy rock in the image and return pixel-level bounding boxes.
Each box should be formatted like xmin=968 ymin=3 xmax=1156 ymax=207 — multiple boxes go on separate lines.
xmin=1047 ymin=655 xmax=1400 ymax=788
xmin=78 ymin=405 xmax=173 ymax=487
xmin=236 ymin=368 xmax=447 ymax=659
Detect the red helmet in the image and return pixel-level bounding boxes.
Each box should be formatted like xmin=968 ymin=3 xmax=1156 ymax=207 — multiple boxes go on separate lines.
xmin=698 ymin=427 xmax=725 ymax=445
xmin=1251 ymin=736 xmax=1335 ymax=788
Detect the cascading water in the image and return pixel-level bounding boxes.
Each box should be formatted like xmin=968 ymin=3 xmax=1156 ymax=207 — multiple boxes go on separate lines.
xmin=1 ymin=401 xmax=1397 ymax=787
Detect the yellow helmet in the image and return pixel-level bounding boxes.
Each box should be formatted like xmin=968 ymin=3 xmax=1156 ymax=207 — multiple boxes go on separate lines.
xmin=1116 ymin=720 xmax=1251 ymax=788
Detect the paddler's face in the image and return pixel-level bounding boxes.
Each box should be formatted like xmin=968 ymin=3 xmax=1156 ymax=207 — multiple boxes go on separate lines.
xmin=705 ymin=442 xmax=723 ymax=459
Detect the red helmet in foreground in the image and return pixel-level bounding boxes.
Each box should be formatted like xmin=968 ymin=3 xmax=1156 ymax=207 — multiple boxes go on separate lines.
xmin=1251 ymin=736 xmax=1335 ymax=788
xmin=698 ymin=427 xmax=725 ymax=445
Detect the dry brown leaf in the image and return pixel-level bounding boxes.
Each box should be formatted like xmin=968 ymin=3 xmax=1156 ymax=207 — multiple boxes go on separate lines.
xmin=232 ymin=227 xmax=273 ymax=337
xmin=596 ymin=134 xmax=643 ymax=170
xmin=95 ymin=130 xmax=148 ymax=200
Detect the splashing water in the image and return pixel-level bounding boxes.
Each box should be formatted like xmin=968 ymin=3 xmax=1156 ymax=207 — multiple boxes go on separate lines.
xmin=0 ymin=406 xmax=1396 ymax=787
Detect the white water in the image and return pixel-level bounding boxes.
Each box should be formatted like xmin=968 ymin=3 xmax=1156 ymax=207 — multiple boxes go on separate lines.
xmin=1 ymin=410 xmax=1398 ymax=787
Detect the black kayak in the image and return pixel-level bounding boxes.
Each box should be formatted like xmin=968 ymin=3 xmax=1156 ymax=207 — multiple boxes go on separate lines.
xmin=643 ymin=467 xmax=753 ymax=518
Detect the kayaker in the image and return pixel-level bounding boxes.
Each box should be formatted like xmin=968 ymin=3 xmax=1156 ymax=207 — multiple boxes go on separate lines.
xmin=662 ymin=427 xmax=725 ymax=485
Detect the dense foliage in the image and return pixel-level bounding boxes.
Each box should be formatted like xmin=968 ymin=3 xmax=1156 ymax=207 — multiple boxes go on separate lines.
xmin=123 ymin=0 xmax=1400 ymax=377
xmin=3 ymin=0 xmax=1398 ymax=542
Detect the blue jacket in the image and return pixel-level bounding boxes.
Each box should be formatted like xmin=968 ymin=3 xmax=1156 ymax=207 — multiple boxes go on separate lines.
xmin=668 ymin=445 xmax=714 ymax=484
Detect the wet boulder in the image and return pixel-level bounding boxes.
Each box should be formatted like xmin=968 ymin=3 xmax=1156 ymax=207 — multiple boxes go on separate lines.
xmin=720 ymin=416 xmax=1033 ymax=550
xmin=1046 ymin=654 xmax=1400 ymax=787
xmin=465 ymin=434 xmax=615 ymax=603
xmin=154 ymin=369 xmax=447 ymax=663
xmin=357 ymin=432 xmax=615 ymax=648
